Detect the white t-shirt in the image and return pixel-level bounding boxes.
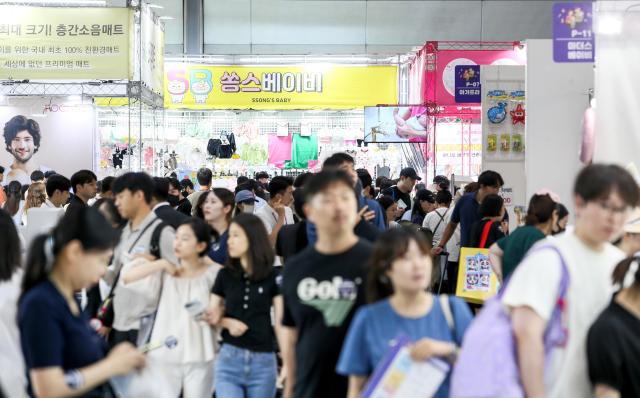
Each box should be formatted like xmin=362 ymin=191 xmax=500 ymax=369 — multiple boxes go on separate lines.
xmin=423 ymin=207 xmax=461 ymax=262
xmin=502 ymin=232 xmax=625 ymax=398
xmin=255 ymin=202 xmax=295 ymax=234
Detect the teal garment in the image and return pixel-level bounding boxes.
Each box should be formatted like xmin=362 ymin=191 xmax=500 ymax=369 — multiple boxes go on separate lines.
xmin=291 ymin=134 xmax=318 ymax=169
xmin=497 ymin=225 xmax=546 ymax=280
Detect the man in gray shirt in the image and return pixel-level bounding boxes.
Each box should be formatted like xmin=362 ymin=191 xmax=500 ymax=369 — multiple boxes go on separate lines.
xmin=103 ymin=172 xmax=178 ymax=346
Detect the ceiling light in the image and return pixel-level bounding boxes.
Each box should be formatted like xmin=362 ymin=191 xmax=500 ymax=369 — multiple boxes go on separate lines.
xmin=596 ymin=14 xmax=623 ymax=35
xmin=147 ymin=3 xmax=163 ymax=8
xmin=158 ymin=16 xmax=174 ymax=20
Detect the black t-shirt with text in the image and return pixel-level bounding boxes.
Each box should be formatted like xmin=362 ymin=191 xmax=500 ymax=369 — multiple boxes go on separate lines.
xmin=281 ymin=240 xmax=373 ymax=398
xmin=588 ymin=299 xmax=640 ymax=398
xmin=212 ymin=267 xmax=281 ymax=352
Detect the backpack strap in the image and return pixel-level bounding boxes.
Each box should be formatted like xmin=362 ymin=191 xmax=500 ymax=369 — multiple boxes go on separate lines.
xmin=439 ymin=294 xmax=455 ymax=335
xmin=149 ymin=221 xmax=169 ymax=259
xmin=479 ymin=220 xmax=494 ymax=249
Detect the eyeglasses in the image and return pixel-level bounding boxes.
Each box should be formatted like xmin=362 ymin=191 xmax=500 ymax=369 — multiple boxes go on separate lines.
xmin=594 ymin=201 xmax=630 ymax=215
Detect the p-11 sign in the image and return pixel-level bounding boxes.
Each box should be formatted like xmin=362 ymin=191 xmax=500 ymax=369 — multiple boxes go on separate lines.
xmin=454 ymin=65 xmax=480 ymax=103
xmin=553 ymin=2 xmax=595 ymax=63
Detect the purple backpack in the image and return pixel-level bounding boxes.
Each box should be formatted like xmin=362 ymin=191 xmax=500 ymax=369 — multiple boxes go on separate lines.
xmin=450 ymin=245 xmax=569 ymax=398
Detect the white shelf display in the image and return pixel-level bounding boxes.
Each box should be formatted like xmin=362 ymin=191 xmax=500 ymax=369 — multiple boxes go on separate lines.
xmin=95 ymin=109 xmax=411 ymax=183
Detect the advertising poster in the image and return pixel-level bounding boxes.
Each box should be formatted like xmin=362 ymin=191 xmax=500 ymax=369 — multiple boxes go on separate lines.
xmin=164 ymin=64 xmax=398 ymax=110
xmin=455 ymin=248 xmax=499 ymax=304
xmin=553 ymin=2 xmax=594 ymax=63
xmin=141 ymin=5 xmax=165 ymax=96
xmin=364 ymin=106 xmax=429 ymax=143
xmin=0 ymin=6 xmax=131 ymax=79
xmin=0 ymin=100 xmax=94 ymax=185
xmin=454 ymin=65 xmax=481 ymax=103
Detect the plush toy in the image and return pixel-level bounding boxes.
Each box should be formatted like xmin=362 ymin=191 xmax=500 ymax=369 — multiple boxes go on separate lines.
xmin=487 ymin=102 xmax=507 ymax=124
xmin=510 ymin=103 xmax=526 ymax=125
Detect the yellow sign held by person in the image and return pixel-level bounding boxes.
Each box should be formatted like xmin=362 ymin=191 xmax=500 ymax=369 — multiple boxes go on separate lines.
xmin=455 ymin=247 xmax=499 ymax=304
xmin=164 ymin=64 xmax=398 ymax=110
xmin=0 ymin=6 xmax=131 ymax=80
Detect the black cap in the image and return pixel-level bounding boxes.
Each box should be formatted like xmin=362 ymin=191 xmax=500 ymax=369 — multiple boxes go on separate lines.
xmin=400 ymin=167 xmax=422 ymax=181
xmin=416 ymin=189 xmax=435 ymax=203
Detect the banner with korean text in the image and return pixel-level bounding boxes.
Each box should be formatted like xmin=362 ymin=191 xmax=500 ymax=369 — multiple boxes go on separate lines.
xmin=0 ymin=6 xmax=131 ymax=80
xmin=165 ymin=64 xmax=398 ymax=109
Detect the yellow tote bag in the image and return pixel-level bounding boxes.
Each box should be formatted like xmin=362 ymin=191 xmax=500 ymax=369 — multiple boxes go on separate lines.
xmin=455 ymin=247 xmax=499 ymax=304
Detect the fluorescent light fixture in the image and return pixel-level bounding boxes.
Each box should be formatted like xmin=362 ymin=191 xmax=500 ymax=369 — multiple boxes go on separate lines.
xmin=68 ymin=95 xmax=82 ymax=101
xmin=147 ymin=3 xmax=163 ymax=8
xmin=0 ymin=0 xmax=106 ymax=4
xmin=158 ymin=16 xmax=174 ymax=20
xmin=30 ymin=113 xmax=46 ymax=118
xmin=596 ymin=14 xmax=623 ymax=35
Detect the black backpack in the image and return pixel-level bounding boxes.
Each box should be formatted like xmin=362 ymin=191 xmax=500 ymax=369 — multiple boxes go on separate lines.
xmin=207 ymin=138 xmax=222 ymax=157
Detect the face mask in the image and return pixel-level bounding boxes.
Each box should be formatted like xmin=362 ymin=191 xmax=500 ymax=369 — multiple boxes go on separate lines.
xmin=167 ymin=194 xmax=180 ymax=207
xmin=242 ymin=204 xmax=255 ymax=214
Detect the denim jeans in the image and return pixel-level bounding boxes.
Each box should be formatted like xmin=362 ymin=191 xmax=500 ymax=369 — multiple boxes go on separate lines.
xmin=214 ymin=344 xmax=277 ymax=398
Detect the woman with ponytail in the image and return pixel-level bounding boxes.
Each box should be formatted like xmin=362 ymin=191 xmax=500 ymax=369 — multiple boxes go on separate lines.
xmin=488 ymin=193 xmax=558 ymax=282
xmin=18 ymin=207 xmax=146 ymax=397
xmin=587 ymin=256 xmax=640 ymax=398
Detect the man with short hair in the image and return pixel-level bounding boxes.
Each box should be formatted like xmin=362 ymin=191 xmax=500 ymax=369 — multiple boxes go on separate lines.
xmin=356 ymin=168 xmax=375 ymax=199
xmin=100 ymin=176 xmax=115 ymax=200
xmin=152 ymin=176 xmax=189 ymax=229
xmin=433 ymin=170 xmax=504 ymax=255
xmin=323 ymin=153 xmax=385 ymax=232
xmin=180 ymin=178 xmax=195 ymax=196
xmin=382 ymin=167 xmax=421 ymax=219
xmin=104 ymin=172 xmax=178 ymax=346
xmin=171 ymin=177 xmax=192 ymax=216
xmin=255 ymin=175 xmax=295 ymax=245
xmin=42 ymin=174 xmax=71 ymax=208
xmin=281 ymin=170 xmax=373 ymax=398
xmin=187 ymin=167 xmax=213 ymax=209
xmin=3 ymin=115 xmax=50 ymax=185
xmin=255 ymin=171 xmax=270 ymax=191
xmin=30 ymin=170 xmax=45 ymax=183
xmin=67 ymin=169 xmax=97 ymax=213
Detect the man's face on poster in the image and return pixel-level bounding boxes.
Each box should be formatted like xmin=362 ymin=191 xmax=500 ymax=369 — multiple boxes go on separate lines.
xmin=10 ymin=130 xmax=36 ymax=163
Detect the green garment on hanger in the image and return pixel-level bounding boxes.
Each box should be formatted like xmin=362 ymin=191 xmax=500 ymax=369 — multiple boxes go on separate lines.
xmin=240 ymin=143 xmax=268 ymax=166
xmin=291 ymin=134 xmax=318 ymax=169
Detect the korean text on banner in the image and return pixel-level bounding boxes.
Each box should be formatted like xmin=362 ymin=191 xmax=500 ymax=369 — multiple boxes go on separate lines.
xmin=165 ymin=64 xmax=398 ymax=110
xmin=552 ymin=2 xmax=595 ymax=63
xmin=140 ymin=5 xmax=164 ymax=95
xmin=0 ymin=6 xmax=131 ymax=80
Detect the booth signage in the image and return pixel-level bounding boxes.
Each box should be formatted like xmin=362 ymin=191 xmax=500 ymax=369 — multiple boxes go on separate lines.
xmin=164 ymin=64 xmax=398 ymax=109
xmin=0 ymin=6 xmax=131 ymax=79
xmin=552 ymin=2 xmax=595 ymax=63
xmin=140 ymin=6 xmax=164 ymax=95
xmin=454 ymin=65 xmax=481 ymax=103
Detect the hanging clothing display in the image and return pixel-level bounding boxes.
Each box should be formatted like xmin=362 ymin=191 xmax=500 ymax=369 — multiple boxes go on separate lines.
xmin=268 ymin=134 xmax=292 ymax=169
xmin=291 ymin=134 xmax=318 ymax=169
xmin=219 ymin=132 xmax=236 ymax=159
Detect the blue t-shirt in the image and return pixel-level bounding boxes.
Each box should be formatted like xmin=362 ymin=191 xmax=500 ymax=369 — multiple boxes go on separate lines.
xmin=451 ymin=192 xmax=481 ymax=247
xmin=336 ymin=296 xmax=472 ymax=398
xmin=208 ymin=229 xmax=229 ymax=265
xmin=19 ymin=280 xmax=107 ymax=397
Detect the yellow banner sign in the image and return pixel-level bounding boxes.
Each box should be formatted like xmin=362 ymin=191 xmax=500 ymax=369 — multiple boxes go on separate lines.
xmin=165 ymin=64 xmax=398 ymax=109
xmin=0 ymin=6 xmax=131 ymax=80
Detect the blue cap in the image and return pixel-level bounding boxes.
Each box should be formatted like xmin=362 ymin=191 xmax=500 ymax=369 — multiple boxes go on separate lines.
xmin=235 ymin=190 xmax=258 ymax=204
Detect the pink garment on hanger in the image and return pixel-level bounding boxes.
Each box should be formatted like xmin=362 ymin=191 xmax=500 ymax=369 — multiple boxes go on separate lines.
xmin=268 ymin=134 xmax=292 ymax=169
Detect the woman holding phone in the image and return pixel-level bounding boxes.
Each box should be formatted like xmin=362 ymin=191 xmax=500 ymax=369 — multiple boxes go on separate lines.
xmin=18 ymin=207 xmax=145 ymax=398
xmin=120 ymin=218 xmax=221 ymax=397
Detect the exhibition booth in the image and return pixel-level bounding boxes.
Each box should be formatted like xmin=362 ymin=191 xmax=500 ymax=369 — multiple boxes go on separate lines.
xmin=0 ymin=2 xmax=605 ymax=214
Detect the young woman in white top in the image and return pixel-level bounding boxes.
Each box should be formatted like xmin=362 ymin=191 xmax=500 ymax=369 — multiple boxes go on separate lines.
xmin=121 ymin=218 xmax=222 ymax=398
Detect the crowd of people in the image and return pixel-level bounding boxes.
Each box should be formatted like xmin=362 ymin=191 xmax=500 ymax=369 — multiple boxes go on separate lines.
xmin=1 ymin=156 xmax=640 ymax=398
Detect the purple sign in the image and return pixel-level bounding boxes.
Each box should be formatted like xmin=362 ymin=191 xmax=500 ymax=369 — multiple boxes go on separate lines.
xmin=454 ymin=65 xmax=480 ymax=103
xmin=553 ymin=2 xmax=595 ymax=62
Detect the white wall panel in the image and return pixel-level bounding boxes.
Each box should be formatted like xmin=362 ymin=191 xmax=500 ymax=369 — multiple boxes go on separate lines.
xmin=204 ymin=0 xmax=252 ymax=44
xmin=366 ymin=1 xmax=481 ymax=43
